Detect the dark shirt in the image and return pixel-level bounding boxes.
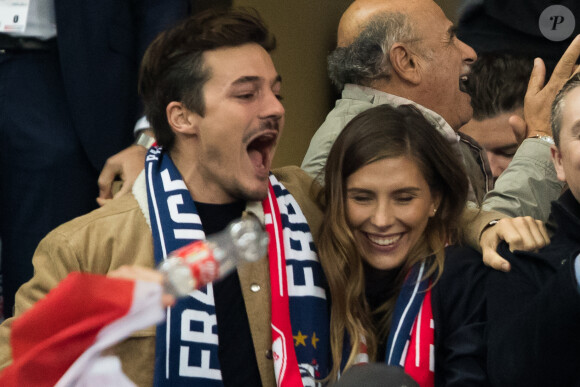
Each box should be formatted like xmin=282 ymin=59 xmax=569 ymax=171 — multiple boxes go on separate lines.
xmin=195 ymin=200 xmax=262 ymax=387
xmin=364 ymin=262 xmax=401 ymax=362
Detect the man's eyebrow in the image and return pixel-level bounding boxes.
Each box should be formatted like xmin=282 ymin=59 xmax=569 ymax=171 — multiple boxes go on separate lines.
xmin=570 ymin=119 xmax=580 ymax=137
xmin=448 ymin=25 xmax=458 ymax=38
xmin=231 ymin=74 xmax=282 ymax=86
xmin=232 ymin=76 xmax=261 ymax=86
xmin=268 ymin=74 xmax=283 ymax=87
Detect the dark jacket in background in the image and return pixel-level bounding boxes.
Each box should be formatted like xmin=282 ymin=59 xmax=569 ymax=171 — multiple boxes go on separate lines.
xmin=0 ymin=0 xmax=189 ymax=318
xmin=487 ymin=189 xmax=580 ymax=386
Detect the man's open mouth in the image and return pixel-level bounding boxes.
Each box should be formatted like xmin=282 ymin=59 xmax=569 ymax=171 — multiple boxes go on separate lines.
xmin=247 ymin=131 xmax=278 ymax=171
xmin=459 ymin=74 xmax=469 ymax=93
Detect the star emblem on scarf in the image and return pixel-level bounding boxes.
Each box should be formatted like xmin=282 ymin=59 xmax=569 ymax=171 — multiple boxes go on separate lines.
xmin=294 ymin=331 xmax=308 ymax=347
xmin=311 ymin=331 xmax=319 ymax=349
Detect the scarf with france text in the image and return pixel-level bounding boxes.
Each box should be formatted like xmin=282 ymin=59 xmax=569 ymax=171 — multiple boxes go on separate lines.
xmin=145 ymin=147 xmax=329 ymax=386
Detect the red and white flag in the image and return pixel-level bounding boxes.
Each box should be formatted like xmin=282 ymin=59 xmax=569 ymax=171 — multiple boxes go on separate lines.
xmin=0 ymin=272 xmax=165 ymax=387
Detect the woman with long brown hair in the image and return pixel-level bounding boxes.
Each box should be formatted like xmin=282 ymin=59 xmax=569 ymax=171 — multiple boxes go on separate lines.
xmin=318 ymin=104 xmax=488 ymax=386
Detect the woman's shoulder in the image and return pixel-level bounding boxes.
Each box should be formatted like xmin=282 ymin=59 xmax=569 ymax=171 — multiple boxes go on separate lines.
xmin=433 ymin=245 xmax=487 ymax=295
xmin=431 ymin=248 xmax=488 ymax=386
xmin=431 ymin=245 xmax=487 ymax=330
xmin=442 ymin=245 xmax=485 ymax=274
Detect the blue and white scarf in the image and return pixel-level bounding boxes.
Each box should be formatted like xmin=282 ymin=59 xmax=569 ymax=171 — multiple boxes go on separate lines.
xmin=345 ymin=262 xmax=431 ymax=354
xmin=385 ymin=261 xmax=435 ymax=387
xmin=385 ymin=262 xmax=428 ymax=365
xmin=145 ymin=147 xmax=329 ymax=386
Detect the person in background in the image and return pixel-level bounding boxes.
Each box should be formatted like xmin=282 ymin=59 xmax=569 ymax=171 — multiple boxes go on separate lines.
xmin=460 ymin=52 xmax=533 ymax=181
xmin=0 ymin=8 xmax=330 ymax=386
xmin=301 ymin=0 xmax=580 ymax=269
xmin=487 ymin=72 xmax=580 ymax=386
xmin=0 ymin=0 xmax=189 ymax=318
xmin=302 ymin=0 xmax=489 ymax=204
xmin=318 ymin=104 xmax=488 ymax=386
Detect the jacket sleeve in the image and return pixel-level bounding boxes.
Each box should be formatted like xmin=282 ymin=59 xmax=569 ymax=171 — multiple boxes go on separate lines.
xmin=486 ymin=243 xmax=580 ymax=386
xmin=433 ymin=246 xmax=489 ymax=387
xmin=0 ymin=195 xmax=154 ymax=375
xmin=482 ymin=139 xmax=564 ymax=222
xmin=459 ymin=206 xmax=508 ymax=252
xmin=0 ymin=230 xmax=83 ymax=370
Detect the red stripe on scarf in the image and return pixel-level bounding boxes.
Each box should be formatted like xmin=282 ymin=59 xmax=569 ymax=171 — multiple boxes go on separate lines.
xmin=263 ymin=183 xmax=303 ymax=387
xmin=404 ymin=286 xmax=434 ymax=387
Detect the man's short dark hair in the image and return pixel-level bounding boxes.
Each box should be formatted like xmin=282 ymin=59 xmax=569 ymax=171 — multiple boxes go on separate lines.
xmin=139 ymin=8 xmax=276 ymax=150
xmin=466 ymin=52 xmax=533 ymax=120
xmin=551 ymin=73 xmax=580 ymax=148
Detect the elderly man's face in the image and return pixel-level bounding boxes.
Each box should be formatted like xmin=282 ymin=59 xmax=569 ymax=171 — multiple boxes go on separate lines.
xmin=411 ymin=0 xmax=477 ymax=130
xmin=552 ymin=87 xmax=580 ymax=202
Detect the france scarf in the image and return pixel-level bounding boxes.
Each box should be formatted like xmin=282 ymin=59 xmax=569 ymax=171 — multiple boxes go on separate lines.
xmin=145 ymin=147 xmax=329 ymax=386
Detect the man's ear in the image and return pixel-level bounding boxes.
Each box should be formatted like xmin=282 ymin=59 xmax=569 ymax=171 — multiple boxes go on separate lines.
xmin=389 ymin=43 xmax=421 ymax=84
xmin=166 ymin=101 xmax=198 ymax=134
xmin=551 ymin=144 xmax=567 ymax=182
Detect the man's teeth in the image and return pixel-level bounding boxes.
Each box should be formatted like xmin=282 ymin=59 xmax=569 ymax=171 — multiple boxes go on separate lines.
xmin=459 ymin=75 xmax=470 ymax=92
xmin=367 ymin=234 xmax=402 ymax=246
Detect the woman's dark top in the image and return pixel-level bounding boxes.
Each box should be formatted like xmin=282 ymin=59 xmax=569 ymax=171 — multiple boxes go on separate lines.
xmin=364 ymin=245 xmax=489 ymax=386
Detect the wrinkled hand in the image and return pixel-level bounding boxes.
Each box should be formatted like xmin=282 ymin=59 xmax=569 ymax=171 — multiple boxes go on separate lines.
xmin=97 ymin=145 xmax=147 ymax=206
xmin=480 ymin=217 xmax=550 ymax=272
xmin=108 ymin=265 xmax=175 ymax=307
xmin=523 ymin=35 xmax=580 ymax=140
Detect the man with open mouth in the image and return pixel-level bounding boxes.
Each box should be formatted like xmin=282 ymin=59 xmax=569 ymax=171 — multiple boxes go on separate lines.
xmin=0 ymin=8 xmax=331 ymax=387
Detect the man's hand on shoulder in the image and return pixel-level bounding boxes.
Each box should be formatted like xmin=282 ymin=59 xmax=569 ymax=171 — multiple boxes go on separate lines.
xmin=480 ymin=217 xmax=550 ymax=272
xmin=97 ymin=144 xmax=147 ymax=206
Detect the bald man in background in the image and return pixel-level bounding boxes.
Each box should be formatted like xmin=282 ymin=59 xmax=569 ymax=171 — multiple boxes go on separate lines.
xmin=302 ymin=0 xmax=489 ymax=202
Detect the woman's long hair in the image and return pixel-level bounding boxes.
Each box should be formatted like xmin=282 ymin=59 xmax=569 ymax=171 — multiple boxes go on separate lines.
xmin=318 ymin=104 xmax=469 ymax=381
